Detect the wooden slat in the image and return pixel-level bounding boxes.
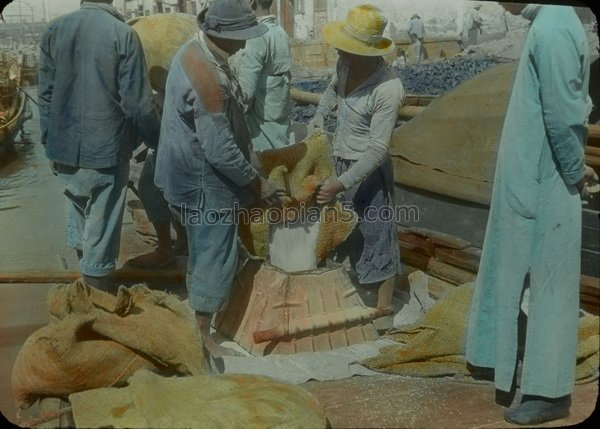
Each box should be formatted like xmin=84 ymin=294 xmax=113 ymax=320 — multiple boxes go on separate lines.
xmin=585 ymin=155 xmax=600 ymax=169
xmin=434 ymin=247 xmax=481 ymax=273
xmin=404 ymin=227 xmax=471 ymax=250
xmin=580 ymin=301 xmax=599 ymax=315
xmin=587 ymin=124 xmax=600 ymax=147
xmin=580 ymin=274 xmax=600 ymax=299
xmin=582 ymin=225 xmax=600 ymax=252
xmin=426 ymin=258 xmax=477 ymax=286
xmin=398 ymin=232 xmax=435 ymax=256
xmin=585 ymin=146 xmax=600 ymax=157
xmin=398 ymin=247 xmax=431 ymax=271
xmin=582 ymin=209 xmax=600 ymax=228
xmin=0 ymin=268 xmax=186 ymax=284
xmin=581 ymin=294 xmax=600 ymax=306
xmin=581 ymin=249 xmax=600 ymax=279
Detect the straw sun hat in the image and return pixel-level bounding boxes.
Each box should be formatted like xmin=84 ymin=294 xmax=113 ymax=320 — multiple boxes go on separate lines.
xmin=323 ymin=4 xmax=395 ymax=57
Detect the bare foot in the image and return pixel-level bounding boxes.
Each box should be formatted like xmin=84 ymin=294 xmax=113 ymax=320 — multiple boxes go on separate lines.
xmin=376 ymin=276 xmax=396 ymax=310
xmin=203 ymin=336 xmax=244 ymax=358
xmin=196 ymin=312 xmax=244 ymax=360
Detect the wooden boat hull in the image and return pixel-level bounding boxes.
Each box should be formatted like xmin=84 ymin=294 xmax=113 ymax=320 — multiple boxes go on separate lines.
xmin=0 ymin=90 xmax=29 ymax=156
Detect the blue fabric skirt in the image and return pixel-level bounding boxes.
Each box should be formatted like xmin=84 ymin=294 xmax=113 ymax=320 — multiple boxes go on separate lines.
xmin=333 ymin=156 xmax=402 ymax=284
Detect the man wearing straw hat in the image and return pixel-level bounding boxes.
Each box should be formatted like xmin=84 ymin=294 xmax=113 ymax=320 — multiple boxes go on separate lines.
xmin=309 ymin=4 xmax=405 ymax=323
xmin=154 ymin=0 xmax=284 ymax=360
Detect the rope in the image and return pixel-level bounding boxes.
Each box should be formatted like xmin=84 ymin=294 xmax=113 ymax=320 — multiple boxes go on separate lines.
xmin=16 ymin=406 xmax=73 ymax=427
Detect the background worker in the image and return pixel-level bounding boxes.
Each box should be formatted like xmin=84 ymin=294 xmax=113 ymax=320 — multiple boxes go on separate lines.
xmin=127 ymin=94 xmax=187 ymax=270
xmin=407 ymin=13 xmax=425 ymax=64
xmin=38 ymin=0 xmax=160 ymax=291
xmin=236 ymin=0 xmax=293 ymax=151
xmin=465 ymin=4 xmax=483 ymax=48
xmin=154 ymin=0 xmax=283 ymax=359
xmin=309 ymin=4 xmax=405 ymax=320
xmin=127 ymin=148 xmax=187 ymax=269
xmin=466 ymin=4 xmax=597 ymax=426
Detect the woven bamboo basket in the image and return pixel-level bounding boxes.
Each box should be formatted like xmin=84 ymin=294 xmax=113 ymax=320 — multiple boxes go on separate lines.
xmin=215 ymin=261 xmax=383 ymax=355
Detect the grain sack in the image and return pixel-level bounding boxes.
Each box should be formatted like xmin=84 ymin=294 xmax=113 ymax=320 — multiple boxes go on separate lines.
xmin=11 ymin=280 xmax=207 ymax=410
xmin=69 ymin=369 xmax=328 ymax=428
xmin=129 ymin=13 xmax=198 ymax=93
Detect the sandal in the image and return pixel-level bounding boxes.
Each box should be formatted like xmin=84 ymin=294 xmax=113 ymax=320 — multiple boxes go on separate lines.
xmin=126 ymin=251 xmax=177 ymax=270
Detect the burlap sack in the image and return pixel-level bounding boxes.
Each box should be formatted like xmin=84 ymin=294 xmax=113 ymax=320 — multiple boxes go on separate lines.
xmin=363 ymin=282 xmax=600 ymax=382
xmin=11 ymin=280 xmax=207 ymax=410
xmin=129 ymin=13 xmax=198 ymax=93
xmin=69 ymin=369 xmax=328 ymax=428
xmin=239 ymin=132 xmax=356 ymax=262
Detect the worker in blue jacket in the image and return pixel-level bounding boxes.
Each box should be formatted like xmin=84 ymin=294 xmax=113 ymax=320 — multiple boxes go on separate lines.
xmin=38 ymin=0 xmax=160 ymax=291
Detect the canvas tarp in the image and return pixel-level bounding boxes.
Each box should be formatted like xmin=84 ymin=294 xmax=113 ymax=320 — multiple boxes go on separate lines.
xmin=390 ymin=62 xmax=518 ymax=206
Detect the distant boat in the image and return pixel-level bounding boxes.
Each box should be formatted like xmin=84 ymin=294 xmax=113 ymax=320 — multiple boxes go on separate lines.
xmin=0 ymin=55 xmax=31 ymax=156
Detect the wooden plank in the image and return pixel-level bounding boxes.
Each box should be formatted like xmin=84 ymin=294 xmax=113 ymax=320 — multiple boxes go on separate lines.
xmin=587 ymin=124 xmax=600 ymax=147
xmin=398 ymin=247 xmax=431 ymax=271
xmin=581 ymin=294 xmax=600 ymax=306
xmin=403 ymin=95 xmax=437 ymax=107
xmin=426 ymin=258 xmax=477 ymax=286
xmin=580 ymin=301 xmax=599 ymax=316
xmin=581 ymin=249 xmax=600 ymax=278
xmin=582 ymin=225 xmax=600 ymax=253
xmin=581 ymin=273 xmax=599 ymax=317
xmin=404 ymin=227 xmax=471 ymax=250
xmin=398 ymin=232 xmax=435 ymax=256
xmin=581 ymin=275 xmax=600 ymax=302
xmin=0 ymin=267 xmax=186 ymax=284
xmin=585 ymin=146 xmax=600 ymax=157
xmin=585 ymin=155 xmax=600 ymax=169
xmin=581 ymin=274 xmax=600 ymax=289
xmin=434 ymin=246 xmax=481 ymax=273
xmin=582 ymin=209 xmax=600 ymax=228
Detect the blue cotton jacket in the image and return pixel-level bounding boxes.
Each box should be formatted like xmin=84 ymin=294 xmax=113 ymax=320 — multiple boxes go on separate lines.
xmin=154 ymin=33 xmax=258 ymax=210
xmin=38 ymin=2 xmax=159 ymax=169
xmin=236 ymin=15 xmax=292 ymax=151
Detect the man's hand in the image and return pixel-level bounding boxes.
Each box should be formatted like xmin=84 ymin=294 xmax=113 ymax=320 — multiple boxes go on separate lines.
xmin=307 ymin=113 xmax=325 ymax=136
xmin=252 ymin=176 xmax=287 ymax=207
xmin=316 ymin=178 xmax=344 ymax=205
xmin=577 ymin=165 xmax=599 ymax=199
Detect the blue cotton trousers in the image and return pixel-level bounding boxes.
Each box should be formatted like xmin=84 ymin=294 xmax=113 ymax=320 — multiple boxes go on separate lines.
xmin=57 ymin=161 xmax=129 ymax=277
